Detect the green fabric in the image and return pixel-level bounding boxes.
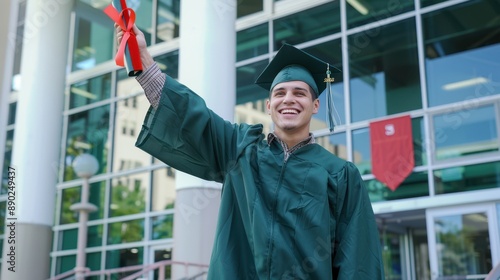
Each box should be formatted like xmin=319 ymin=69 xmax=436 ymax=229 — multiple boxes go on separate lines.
xmin=136 ymin=76 xmax=385 ymax=279
xmin=271 ymin=65 xmax=319 ymax=97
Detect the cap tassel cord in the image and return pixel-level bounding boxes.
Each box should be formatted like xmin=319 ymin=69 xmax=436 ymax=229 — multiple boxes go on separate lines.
xmin=324 ymin=64 xmax=335 ymax=133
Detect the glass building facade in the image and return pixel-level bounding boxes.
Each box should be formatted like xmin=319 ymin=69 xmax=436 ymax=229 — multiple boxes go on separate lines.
xmin=1 ymin=0 xmax=500 ymax=279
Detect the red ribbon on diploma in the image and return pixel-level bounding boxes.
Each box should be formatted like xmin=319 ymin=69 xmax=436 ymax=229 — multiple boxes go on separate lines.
xmin=104 ymin=3 xmax=142 ymax=75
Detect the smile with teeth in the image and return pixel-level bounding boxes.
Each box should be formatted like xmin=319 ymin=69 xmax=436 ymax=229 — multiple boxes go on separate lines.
xmin=280 ymin=109 xmax=299 ymax=114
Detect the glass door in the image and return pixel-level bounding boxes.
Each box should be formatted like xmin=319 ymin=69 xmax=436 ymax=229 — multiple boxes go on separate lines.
xmin=426 ymin=203 xmax=500 ymax=280
xmin=148 ymin=245 xmax=173 ymax=280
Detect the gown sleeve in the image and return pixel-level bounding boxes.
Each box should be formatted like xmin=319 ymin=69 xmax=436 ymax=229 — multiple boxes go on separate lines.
xmin=330 ymin=162 xmax=385 ymax=279
xmin=135 ymin=75 xmax=261 ymax=183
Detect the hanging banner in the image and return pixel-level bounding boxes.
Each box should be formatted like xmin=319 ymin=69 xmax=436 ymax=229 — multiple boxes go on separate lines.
xmin=369 ymin=115 xmax=414 ymax=191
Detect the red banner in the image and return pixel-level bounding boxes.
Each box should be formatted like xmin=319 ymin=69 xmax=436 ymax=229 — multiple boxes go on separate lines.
xmin=369 ymin=115 xmax=414 ymax=191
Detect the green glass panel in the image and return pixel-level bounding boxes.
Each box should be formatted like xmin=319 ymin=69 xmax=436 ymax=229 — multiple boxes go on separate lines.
xmin=88 ymin=225 xmax=103 ymax=247
xmin=0 ymin=202 xmax=5 ymax=235
xmin=157 ymin=0 xmax=180 ymax=42
xmin=423 ymin=0 xmax=500 ymax=107
xmin=236 ymin=59 xmax=269 ymax=104
xmin=434 ymin=213 xmax=492 ymax=277
xmin=56 ymin=255 xmax=76 ymax=274
xmin=237 ymin=23 xmax=268 ymax=62
xmin=434 ymin=161 xmax=500 ymax=194
xmin=352 ymin=127 xmax=371 ymax=175
xmin=346 ymin=0 xmax=414 ymax=29
xmin=107 ymin=219 xmax=144 ymax=245
xmin=421 ymin=0 xmax=447 ymax=7
xmin=72 ymin=13 xmax=113 ymax=71
xmin=87 ymin=252 xmax=101 ymax=271
xmin=109 ymin=174 xmax=148 ymax=217
xmin=152 ymin=214 xmax=174 ymax=240
xmin=433 ymin=105 xmax=497 ymax=161
xmin=349 ymin=18 xmax=422 ymax=122
xmin=106 ymin=247 xmax=143 ymax=279
xmin=132 ymin=0 xmax=153 ymax=46
xmin=153 ymin=248 xmax=172 ymax=279
xmin=64 ymin=105 xmax=110 ymax=181
xmin=69 ymin=73 xmax=112 ymax=109
xmin=1 ymin=130 xmax=14 ymax=195
xmin=59 ymin=182 xmax=105 ymax=225
xmin=412 ymin=117 xmax=427 ymax=166
xmin=273 ymin=2 xmax=340 ymax=50
xmin=59 ymin=228 xmax=78 ymax=250
xmin=367 ymin=171 xmax=429 ymax=202
xmin=238 ymin=0 xmax=263 ymax=18
xmin=7 ymin=103 xmax=16 ymax=125
xmin=154 ymin=50 xmax=180 ymax=79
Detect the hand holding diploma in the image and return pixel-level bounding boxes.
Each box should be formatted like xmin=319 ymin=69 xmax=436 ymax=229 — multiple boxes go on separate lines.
xmin=104 ymin=1 xmax=153 ymax=75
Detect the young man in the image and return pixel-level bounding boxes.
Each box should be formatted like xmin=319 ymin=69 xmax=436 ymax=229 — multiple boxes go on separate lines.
xmin=119 ymin=25 xmax=384 ymax=279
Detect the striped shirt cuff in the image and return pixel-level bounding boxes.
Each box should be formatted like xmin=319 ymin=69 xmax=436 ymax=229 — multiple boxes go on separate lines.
xmin=136 ymin=62 xmax=165 ymax=109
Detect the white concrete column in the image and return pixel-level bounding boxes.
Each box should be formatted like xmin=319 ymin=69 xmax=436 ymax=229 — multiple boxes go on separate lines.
xmin=172 ymin=0 xmax=236 ymax=278
xmin=0 ymin=0 xmax=18 ymax=189
xmin=1 ymin=1 xmax=74 ymax=280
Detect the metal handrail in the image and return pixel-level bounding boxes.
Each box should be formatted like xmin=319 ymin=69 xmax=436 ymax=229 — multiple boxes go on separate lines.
xmin=50 ymin=260 xmax=209 ymax=280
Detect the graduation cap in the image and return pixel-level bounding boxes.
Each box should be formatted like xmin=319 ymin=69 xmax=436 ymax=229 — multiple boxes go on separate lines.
xmin=255 ymin=43 xmax=341 ymax=132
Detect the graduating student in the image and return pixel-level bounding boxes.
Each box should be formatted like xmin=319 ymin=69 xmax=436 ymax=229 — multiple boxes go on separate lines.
xmin=119 ymin=25 xmax=384 ymax=279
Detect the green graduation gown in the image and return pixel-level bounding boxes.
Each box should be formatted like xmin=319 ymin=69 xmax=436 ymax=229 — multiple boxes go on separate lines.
xmin=136 ymin=76 xmax=384 ymax=279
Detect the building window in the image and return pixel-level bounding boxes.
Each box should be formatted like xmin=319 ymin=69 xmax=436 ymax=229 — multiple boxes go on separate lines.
xmin=273 ymin=2 xmax=341 ymax=50
xmin=349 ymin=18 xmax=422 ymax=122
xmin=109 ymin=174 xmax=148 ymax=217
xmin=152 ymin=214 xmax=174 ymax=240
xmin=157 ymin=0 xmax=181 ymax=43
xmin=237 ymin=0 xmax=263 ymax=18
xmin=423 ymin=0 xmax=500 ymax=107
xmin=107 ymin=219 xmax=145 ymax=245
xmin=434 ymin=161 xmax=500 ymax=195
xmin=237 ymin=23 xmax=268 ymax=62
xmin=346 ymin=0 xmax=414 ymax=29
xmin=432 ymin=105 xmax=498 ymax=161
xmin=366 ymin=171 xmax=429 ymax=202
xmin=69 ymin=74 xmax=112 ymax=109
xmin=151 ymin=168 xmax=176 ymax=211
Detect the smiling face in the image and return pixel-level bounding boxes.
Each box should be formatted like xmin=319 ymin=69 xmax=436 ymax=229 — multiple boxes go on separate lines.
xmin=266 ymin=80 xmax=319 ymax=140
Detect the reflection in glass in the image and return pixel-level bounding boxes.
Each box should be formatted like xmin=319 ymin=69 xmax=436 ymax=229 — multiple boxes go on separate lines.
xmin=423 ymin=0 xmax=500 ymax=107
xmin=1 ymin=130 xmax=14 ymax=194
xmin=366 ymin=172 xmax=429 ymax=202
xmin=434 ymin=213 xmax=492 ymax=277
xmin=154 ymin=248 xmax=172 ymax=279
xmin=7 ymin=103 xmax=16 ymax=125
xmin=349 ymin=18 xmax=422 ymax=122
xmin=64 ymin=105 xmax=110 ymax=181
xmin=237 ymin=23 xmax=268 ymax=62
xmin=420 ymin=0 xmax=446 ymax=7
xmin=155 ymin=50 xmax=180 ymax=79
xmin=151 ymin=168 xmax=176 ymax=211
xmin=432 ymin=105 xmax=497 ymax=161
xmin=87 ymin=225 xmax=103 ymax=248
xmin=58 ymin=228 xmax=77 ymax=250
xmin=238 ymin=0 xmax=263 ymax=18
xmin=107 ymin=219 xmax=144 ymax=245
xmin=346 ymin=0 xmax=414 ymax=29
xmin=0 ymin=201 xmax=4 ymax=235
xmin=56 ymin=255 xmax=76 ymax=274
xmin=316 ymin=133 xmax=347 ymax=160
xmin=59 ymin=182 xmax=105 ymax=225
xmin=304 ymin=40 xmax=345 ymax=128
xmin=69 ymin=74 xmax=112 ymax=109
xmin=157 ymin=0 xmax=181 ymax=43
xmin=352 ymin=128 xmax=371 ymax=175
xmin=412 ymin=117 xmax=427 ymax=166
xmin=380 ymin=229 xmax=403 ymax=280
xmin=131 ymin=0 xmax=153 ymax=46
xmin=72 ymin=15 xmax=113 ymax=71
xmin=434 ymin=161 xmax=500 ymax=195
xmin=152 ymin=214 xmax=174 ymax=240
xmin=237 ymin=60 xmax=269 ymax=104
xmin=110 ymin=174 xmax=148 ymax=217
xmin=273 ymin=2 xmax=340 ymax=50
xmin=87 ymin=252 xmax=101 ymax=273
xmin=106 ymin=247 xmax=143 ymax=278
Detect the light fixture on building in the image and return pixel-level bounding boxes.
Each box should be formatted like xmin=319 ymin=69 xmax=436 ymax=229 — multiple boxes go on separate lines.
xmin=71 ymin=153 xmax=99 ymax=280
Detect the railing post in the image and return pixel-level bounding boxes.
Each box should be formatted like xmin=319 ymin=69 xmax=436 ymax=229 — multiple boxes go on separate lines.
xmin=158 ymin=265 xmax=165 ymax=280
